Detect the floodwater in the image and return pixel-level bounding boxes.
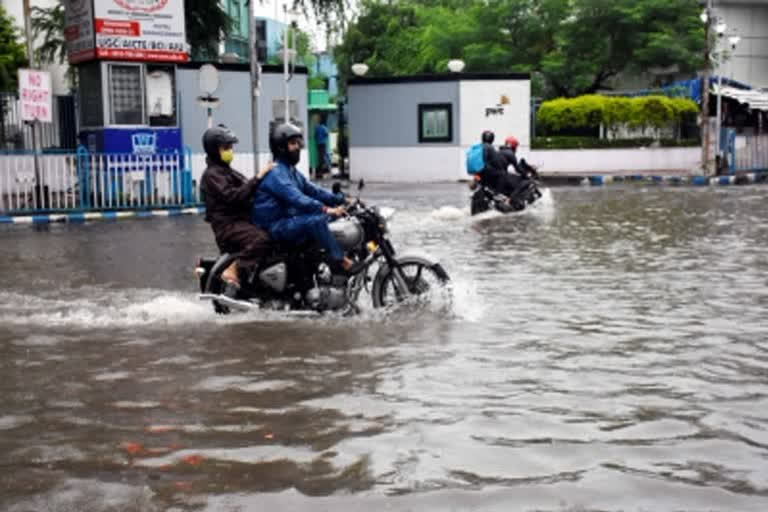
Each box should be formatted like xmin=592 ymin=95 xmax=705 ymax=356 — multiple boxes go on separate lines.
xmin=1 ymin=183 xmax=768 ymax=512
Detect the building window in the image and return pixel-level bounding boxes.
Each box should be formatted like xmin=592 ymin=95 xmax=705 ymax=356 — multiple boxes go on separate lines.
xmin=108 ymin=64 xmax=144 ymax=125
xmin=146 ymin=64 xmax=177 ymax=127
xmin=78 ymin=62 xmax=103 ymax=127
xmin=418 ymin=103 xmax=452 ymax=143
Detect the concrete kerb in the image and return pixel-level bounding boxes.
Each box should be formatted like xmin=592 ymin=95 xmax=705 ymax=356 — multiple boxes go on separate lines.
xmin=569 ymin=170 xmax=768 ymax=187
xmin=0 ymin=206 xmax=206 ymax=225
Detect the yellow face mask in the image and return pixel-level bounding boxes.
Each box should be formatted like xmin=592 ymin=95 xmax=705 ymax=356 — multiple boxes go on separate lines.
xmin=220 ymin=149 xmax=234 ymax=165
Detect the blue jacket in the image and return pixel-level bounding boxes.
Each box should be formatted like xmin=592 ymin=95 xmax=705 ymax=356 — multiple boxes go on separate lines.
xmin=251 ymin=160 xmax=344 ymax=229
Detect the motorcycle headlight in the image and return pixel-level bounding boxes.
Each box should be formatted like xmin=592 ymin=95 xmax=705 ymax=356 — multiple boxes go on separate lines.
xmin=375 ymin=206 xmax=395 ymax=233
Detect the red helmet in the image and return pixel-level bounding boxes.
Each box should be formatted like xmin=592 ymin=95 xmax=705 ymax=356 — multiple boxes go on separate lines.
xmin=504 ymin=136 xmax=519 ymax=149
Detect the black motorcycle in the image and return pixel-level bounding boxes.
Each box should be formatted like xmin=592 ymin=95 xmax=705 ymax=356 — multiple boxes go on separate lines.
xmin=196 ymin=182 xmax=451 ymax=315
xmin=470 ymin=159 xmax=543 ymax=216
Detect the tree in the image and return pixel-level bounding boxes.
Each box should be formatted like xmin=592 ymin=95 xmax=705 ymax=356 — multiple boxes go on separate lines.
xmin=540 ymin=0 xmax=705 ymax=97
xmin=31 ymin=4 xmax=66 ymax=66
xmin=0 ymin=4 xmax=27 ymax=91
xmin=334 ymin=0 xmax=706 ymax=98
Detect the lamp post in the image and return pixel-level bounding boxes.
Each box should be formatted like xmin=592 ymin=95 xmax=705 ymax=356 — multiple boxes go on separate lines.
xmin=447 ymin=59 xmax=465 ymax=73
xmin=728 ymin=35 xmax=741 ymax=81
xmin=700 ymin=4 xmax=712 ymax=176
xmin=714 ymin=19 xmax=727 ymax=171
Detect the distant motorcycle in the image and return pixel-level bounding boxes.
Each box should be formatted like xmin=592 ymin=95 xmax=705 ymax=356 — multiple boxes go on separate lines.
xmin=470 ymin=159 xmax=543 ymax=216
xmin=196 ymin=181 xmax=451 ymax=315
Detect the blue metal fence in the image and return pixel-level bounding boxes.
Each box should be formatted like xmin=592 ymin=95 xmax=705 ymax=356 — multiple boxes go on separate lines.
xmin=1 ymin=146 xmax=197 ymax=214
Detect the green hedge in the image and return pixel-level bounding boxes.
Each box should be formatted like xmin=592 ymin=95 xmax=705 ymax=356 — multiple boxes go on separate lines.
xmin=531 ymin=136 xmax=701 ymax=150
xmin=537 ymin=95 xmax=699 ymax=132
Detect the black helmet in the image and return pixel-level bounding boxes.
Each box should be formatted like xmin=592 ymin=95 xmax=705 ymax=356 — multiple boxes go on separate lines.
xmin=202 ymin=124 xmax=238 ymax=160
xmin=481 ymin=130 xmax=495 ymax=144
xmin=270 ymin=123 xmax=304 ymax=162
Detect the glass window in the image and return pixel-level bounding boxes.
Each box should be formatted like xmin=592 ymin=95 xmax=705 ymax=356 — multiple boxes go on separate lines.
xmin=146 ymin=64 xmax=176 ymax=127
xmin=418 ymin=103 xmax=452 ymax=143
xmin=108 ymin=64 xmax=144 ymax=125
xmin=78 ymin=62 xmax=103 ymax=127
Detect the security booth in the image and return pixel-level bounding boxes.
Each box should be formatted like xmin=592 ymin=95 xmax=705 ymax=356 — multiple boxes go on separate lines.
xmin=64 ymin=0 xmax=190 ymax=206
xmin=77 ymin=61 xmax=182 ymax=154
xmin=65 ymin=0 xmax=187 ymax=153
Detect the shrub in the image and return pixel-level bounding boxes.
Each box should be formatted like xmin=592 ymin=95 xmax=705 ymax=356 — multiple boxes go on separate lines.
xmin=537 ymin=94 xmax=700 ymax=135
xmin=531 ymin=136 xmax=700 ymax=150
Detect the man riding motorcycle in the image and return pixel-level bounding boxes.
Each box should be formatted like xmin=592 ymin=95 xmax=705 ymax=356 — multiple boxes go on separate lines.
xmin=251 ymin=123 xmax=365 ymax=276
xmin=199 ymin=124 xmax=275 ymax=289
xmin=471 ymin=130 xmax=518 ymax=199
xmin=498 ymin=135 xmax=539 ymax=198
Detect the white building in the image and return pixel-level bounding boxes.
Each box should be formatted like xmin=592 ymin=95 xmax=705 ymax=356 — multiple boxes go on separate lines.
xmin=712 ymin=0 xmax=768 ymax=88
xmin=347 ymin=73 xmax=531 ymax=182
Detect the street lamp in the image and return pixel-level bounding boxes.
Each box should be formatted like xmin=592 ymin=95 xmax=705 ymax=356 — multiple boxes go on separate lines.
xmin=713 ymin=19 xmax=727 ymax=170
xmin=351 ymin=63 xmax=369 ymax=77
xmin=447 ymin=59 xmax=465 ymax=73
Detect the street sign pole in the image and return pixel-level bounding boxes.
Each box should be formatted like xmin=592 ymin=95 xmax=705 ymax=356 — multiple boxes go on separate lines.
xmin=249 ymin=0 xmax=260 ymax=167
xmin=22 ymin=0 xmax=42 ymax=207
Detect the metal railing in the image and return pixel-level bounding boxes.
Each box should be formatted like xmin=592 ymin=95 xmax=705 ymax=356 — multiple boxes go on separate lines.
xmin=0 ymin=92 xmax=77 ymax=152
xmin=1 ymin=147 xmax=196 ymax=214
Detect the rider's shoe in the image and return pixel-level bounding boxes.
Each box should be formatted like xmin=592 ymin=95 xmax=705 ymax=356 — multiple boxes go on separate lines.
xmin=332 ymin=258 xmax=367 ymax=277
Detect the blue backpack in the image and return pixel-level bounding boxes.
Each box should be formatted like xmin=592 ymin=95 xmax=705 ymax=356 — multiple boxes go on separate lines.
xmin=466 ymin=144 xmax=485 ymax=174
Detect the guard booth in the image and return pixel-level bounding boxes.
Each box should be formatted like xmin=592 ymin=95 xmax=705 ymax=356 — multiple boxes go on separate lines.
xmin=65 ymin=0 xmax=187 ymax=153
xmin=64 ymin=0 xmax=192 ymax=206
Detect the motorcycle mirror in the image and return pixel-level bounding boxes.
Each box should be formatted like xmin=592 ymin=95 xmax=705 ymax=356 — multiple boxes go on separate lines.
xmin=332 ymin=181 xmax=342 ymax=195
xmin=357 ymin=179 xmax=365 ymax=191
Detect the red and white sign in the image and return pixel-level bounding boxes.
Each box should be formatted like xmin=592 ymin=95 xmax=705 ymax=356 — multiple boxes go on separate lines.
xmin=18 ymin=69 xmax=53 ymax=123
xmin=94 ymin=0 xmax=188 ymax=63
xmin=64 ymin=0 xmax=96 ymax=63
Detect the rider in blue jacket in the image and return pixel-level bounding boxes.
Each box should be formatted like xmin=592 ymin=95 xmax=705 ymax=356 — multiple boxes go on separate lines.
xmin=251 ymin=123 xmax=364 ymax=275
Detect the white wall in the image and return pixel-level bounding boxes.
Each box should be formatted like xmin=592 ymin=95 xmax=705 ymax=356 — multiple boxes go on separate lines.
xmin=350 ymin=146 xmax=464 ymax=182
xmin=459 ymin=79 xmax=530 ymax=149
xmin=527 ymin=147 xmax=702 ymax=175
xmin=348 ymin=146 xmax=702 ymax=182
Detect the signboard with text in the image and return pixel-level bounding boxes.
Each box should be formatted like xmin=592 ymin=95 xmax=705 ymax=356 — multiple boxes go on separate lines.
xmin=94 ymin=0 xmax=188 ymax=62
xmin=64 ymin=0 xmax=96 ymax=63
xmin=18 ymin=69 xmax=52 ymax=123
xmin=64 ymin=0 xmax=188 ymax=63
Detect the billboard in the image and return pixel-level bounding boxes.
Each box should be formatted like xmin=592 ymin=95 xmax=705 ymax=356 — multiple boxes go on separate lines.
xmin=64 ymin=0 xmax=96 ymax=63
xmin=65 ymin=0 xmax=189 ymax=63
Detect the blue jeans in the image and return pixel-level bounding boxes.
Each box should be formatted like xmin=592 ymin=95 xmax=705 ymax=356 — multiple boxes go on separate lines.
xmin=268 ymin=214 xmax=344 ymax=263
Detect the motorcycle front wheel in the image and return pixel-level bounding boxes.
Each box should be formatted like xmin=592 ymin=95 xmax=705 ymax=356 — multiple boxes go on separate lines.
xmin=371 ymin=257 xmax=451 ymax=309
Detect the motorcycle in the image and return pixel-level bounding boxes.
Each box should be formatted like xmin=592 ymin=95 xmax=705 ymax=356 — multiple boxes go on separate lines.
xmin=196 ymin=181 xmax=451 ymax=315
xmin=470 ymin=159 xmax=543 ymax=216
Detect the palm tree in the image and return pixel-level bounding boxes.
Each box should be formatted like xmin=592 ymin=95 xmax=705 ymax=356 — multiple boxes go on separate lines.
xmin=30 ymin=4 xmax=66 ymax=66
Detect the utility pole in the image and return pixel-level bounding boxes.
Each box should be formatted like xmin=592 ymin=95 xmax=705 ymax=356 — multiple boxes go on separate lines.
xmin=22 ymin=0 xmax=42 ymax=207
xmin=701 ymin=0 xmax=713 ymax=176
xmin=249 ymin=0 xmax=261 ymax=167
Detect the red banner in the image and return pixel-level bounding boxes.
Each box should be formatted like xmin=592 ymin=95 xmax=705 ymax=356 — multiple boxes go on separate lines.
xmin=95 ymin=18 xmax=141 ymax=36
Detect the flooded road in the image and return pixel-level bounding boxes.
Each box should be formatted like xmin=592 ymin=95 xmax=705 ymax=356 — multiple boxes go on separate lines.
xmin=2 ymin=183 xmax=768 ymax=511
